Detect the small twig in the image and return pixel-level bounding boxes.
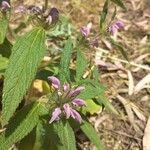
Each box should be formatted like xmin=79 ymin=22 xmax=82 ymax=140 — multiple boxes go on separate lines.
xmin=102 ymin=55 xmax=150 ymax=71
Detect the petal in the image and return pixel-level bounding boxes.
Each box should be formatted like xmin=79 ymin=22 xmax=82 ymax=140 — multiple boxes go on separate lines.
xmin=49 ymin=7 xmax=59 ymax=23
xmin=69 ymin=86 xmax=85 ymax=97
xmin=48 ymin=76 xmax=61 ymax=90
xmin=46 ymin=15 xmax=52 ymax=25
xmin=63 ymin=83 xmax=70 ymax=92
xmin=71 ymin=109 xmax=82 ymax=123
xmin=72 ymin=98 xmax=86 ymax=106
xmin=1 ymin=1 xmax=10 ymax=11
xmin=63 ymin=104 xmax=71 ymax=119
xmin=115 ymin=21 xmax=124 ymax=29
xmin=80 ymin=22 xmax=92 ymax=37
xmin=49 ymin=107 xmax=61 ymax=124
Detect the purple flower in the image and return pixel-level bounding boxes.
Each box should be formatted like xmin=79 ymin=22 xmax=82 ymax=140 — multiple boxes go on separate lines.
xmin=69 ymin=86 xmax=85 ymax=97
xmin=63 ymin=104 xmax=82 ymax=123
xmin=46 ymin=15 xmax=52 ymax=25
xmin=1 ymin=1 xmax=10 ymax=12
xmin=49 ymin=107 xmax=62 ymax=124
xmin=48 ymin=76 xmax=61 ymax=90
xmin=80 ymin=23 xmax=92 ymax=37
xmin=48 ymin=7 xmax=59 ymax=23
xmin=63 ymin=83 xmax=70 ymax=92
xmin=108 ymin=20 xmax=124 ymax=35
xmin=72 ymin=98 xmax=86 ymax=106
xmin=48 ymin=76 xmax=86 ymax=124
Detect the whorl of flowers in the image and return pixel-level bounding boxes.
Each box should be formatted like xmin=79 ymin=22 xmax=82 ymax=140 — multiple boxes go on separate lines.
xmin=48 ymin=76 xmax=86 ymax=124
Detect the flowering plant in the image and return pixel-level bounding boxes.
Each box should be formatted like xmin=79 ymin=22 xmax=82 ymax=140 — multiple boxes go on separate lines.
xmin=0 ymin=0 xmax=125 ymax=149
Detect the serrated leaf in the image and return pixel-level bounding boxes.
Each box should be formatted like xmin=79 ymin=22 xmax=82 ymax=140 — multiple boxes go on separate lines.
xmin=2 ymin=27 xmax=46 ymax=124
xmin=76 ymin=49 xmax=88 ymax=81
xmin=79 ymin=84 xmax=104 ymax=100
xmin=0 ymin=38 xmax=12 ymax=58
xmin=33 ymin=121 xmax=58 ymax=150
xmin=0 ymin=14 xmax=8 ymax=44
xmin=80 ymin=120 xmax=104 ymax=150
xmin=100 ymin=0 xmax=109 ymax=31
xmin=111 ymin=0 xmax=126 ymax=10
xmin=0 ymin=102 xmax=45 ymax=150
xmin=18 ymin=129 xmax=36 ymax=150
xmin=59 ymin=38 xmax=73 ymax=83
xmin=53 ymin=120 xmax=76 ymax=150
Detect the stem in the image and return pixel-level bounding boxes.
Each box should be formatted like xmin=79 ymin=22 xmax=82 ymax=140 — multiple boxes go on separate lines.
xmin=44 ymin=0 xmax=48 ymax=11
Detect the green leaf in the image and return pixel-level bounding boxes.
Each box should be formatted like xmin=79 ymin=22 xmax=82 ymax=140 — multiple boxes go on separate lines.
xmin=0 ymin=55 xmax=8 ymax=72
xmin=0 ymin=14 xmax=8 ymax=44
xmin=79 ymin=84 xmax=104 ymax=100
xmin=18 ymin=129 xmax=36 ymax=150
xmin=82 ymin=99 xmax=102 ymax=115
xmin=96 ymin=95 xmax=118 ymax=115
xmin=76 ymin=49 xmax=88 ymax=81
xmin=80 ymin=120 xmax=104 ymax=150
xmin=0 ymin=38 xmax=12 ymax=58
xmin=59 ymin=38 xmax=73 ymax=83
xmin=110 ymin=39 xmax=129 ymax=61
xmin=2 ymin=27 xmax=46 ymax=124
xmin=111 ymin=0 xmax=126 ymax=10
xmin=53 ymin=120 xmax=76 ymax=150
xmin=0 ymin=102 xmax=45 ymax=150
xmin=33 ymin=121 xmax=59 ymax=150
xmin=100 ymin=0 xmax=109 ymax=31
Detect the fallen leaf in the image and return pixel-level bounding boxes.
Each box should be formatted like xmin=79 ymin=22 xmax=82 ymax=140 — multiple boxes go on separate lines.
xmin=143 ymin=117 xmax=150 ymax=150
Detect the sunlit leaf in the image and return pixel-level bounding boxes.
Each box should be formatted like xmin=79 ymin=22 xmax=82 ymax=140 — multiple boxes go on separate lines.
xmin=76 ymin=49 xmax=88 ymax=81
xmin=0 ymin=14 xmax=8 ymax=44
xmin=2 ymin=27 xmax=46 ymax=124
xmin=59 ymin=38 xmax=73 ymax=83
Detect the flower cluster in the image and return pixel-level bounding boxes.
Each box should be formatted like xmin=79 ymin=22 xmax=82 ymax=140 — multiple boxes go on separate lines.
xmin=48 ymin=76 xmax=86 ymax=124
xmin=0 ymin=1 xmax=11 ymax=12
xmin=80 ymin=23 xmax=99 ymax=48
xmin=15 ymin=5 xmax=59 ymax=28
xmin=108 ymin=20 xmax=124 ymax=35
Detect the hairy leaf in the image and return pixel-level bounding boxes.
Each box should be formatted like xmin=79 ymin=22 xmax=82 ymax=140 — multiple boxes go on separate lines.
xmin=2 ymin=27 xmax=46 ymax=124
xmin=111 ymin=0 xmax=126 ymax=10
xmin=0 ymin=14 xmax=8 ymax=44
xmin=0 ymin=102 xmax=46 ymax=150
xmin=59 ymin=38 xmax=73 ymax=83
xmin=33 ymin=121 xmax=58 ymax=150
xmin=76 ymin=49 xmax=88 ymax=81
xmin=80 ymin=120 xmax=104 ymax=150
xmin=53 ymin=120 xmax=76 ymax=150
xmin=100 ymin=0 xmax=109 ymax=31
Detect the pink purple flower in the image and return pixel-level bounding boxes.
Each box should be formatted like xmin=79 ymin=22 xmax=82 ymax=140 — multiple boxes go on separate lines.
xmin=1 ymin=1 xmax=10 ymax=12
xmin=48 ymin=76 xmax=86 ymax=124
xmin=108 ymin=20 xmax=124 ymax=35
xmin=80 ymin=23 xmax=92 ymax=37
